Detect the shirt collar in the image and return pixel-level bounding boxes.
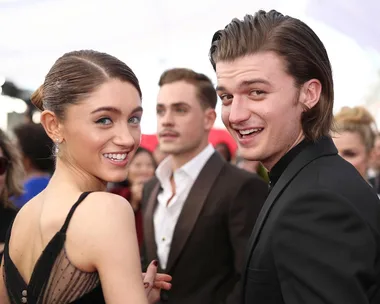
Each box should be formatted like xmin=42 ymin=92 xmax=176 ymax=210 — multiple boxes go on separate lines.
xmin=155 ymin=144 xmax=215 ymax=185
xmin=269 ymin=139 xmax=310 ymax=188
xmin=181 ymin=144 xmax=215 ymax=180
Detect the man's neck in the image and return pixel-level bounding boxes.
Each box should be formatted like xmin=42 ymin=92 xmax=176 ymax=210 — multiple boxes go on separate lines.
xmin=263 ymin=133 xmax=305 ymax=172
xmin=170 ymin=142 xmax=209 ymax=172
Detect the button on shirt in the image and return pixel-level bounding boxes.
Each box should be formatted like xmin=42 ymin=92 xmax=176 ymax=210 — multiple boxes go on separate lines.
xmin=154 ymin=144 xmax=215 ymax=269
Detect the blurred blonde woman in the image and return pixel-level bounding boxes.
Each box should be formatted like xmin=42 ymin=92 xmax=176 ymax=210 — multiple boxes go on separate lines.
xmin=0 ymin=129 xmax=24 ymax=258
xmin=333 ymin=106 xmax=377 ymax=181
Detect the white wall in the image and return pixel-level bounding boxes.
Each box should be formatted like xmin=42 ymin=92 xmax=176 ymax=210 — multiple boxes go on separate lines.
xmin=0 ymin=0 xmax=379 ymax=132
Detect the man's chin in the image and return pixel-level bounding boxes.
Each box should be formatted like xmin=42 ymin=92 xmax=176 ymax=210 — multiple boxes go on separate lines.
xmin=159 ymin=145 xmax=181 ymax=155
xmin=239 ymin=147 xmax=262 ymax=162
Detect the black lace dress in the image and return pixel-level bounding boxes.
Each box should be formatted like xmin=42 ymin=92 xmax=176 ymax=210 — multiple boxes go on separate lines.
xmin=0 ymin=204 xmax=17 ymax=260
xmin=2 ymin=192 xmax=106 ymax=304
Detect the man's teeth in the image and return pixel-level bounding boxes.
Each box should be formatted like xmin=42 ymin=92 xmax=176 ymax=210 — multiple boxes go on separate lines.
xmin=104 ymin=153 xmax=127 ymax=161
xmin=239 ymin=128 xmax=263 ymax=135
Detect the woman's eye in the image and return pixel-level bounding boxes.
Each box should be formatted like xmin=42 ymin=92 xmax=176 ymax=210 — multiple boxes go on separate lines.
xmin=129 ymin=116 xmax=141 ymax=125
xmin=96 ymin=117 xmax=112 ymax=125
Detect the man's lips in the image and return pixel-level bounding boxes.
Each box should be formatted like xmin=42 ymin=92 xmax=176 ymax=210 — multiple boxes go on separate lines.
xmin=233 ymin=127 xmax=264 ymax=138
xmin=159 ymin=131 xmax=180 ymax=137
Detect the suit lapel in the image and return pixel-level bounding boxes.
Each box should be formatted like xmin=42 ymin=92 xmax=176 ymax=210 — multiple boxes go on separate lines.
xmin=242 ymin=137 xmax=338 ymax=286
xmin=165 ymin=152 xmax=225 ymax=272
xmin=143 ymin=181 xmax=161 ymax=263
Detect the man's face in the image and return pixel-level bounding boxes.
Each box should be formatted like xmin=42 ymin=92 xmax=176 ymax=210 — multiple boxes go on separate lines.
xmin=216 ymin=52 xmax=307 ymax=170
xmin=156 ymin=81 xmax=214 ymax=157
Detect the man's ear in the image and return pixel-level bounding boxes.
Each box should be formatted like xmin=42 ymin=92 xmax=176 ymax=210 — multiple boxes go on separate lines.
xmin=204 ymin=108 xmax=217 ymax=131
xmin=299 ymin=79 xmax=322 ymax=111
xmin=40 ymin=110 xmax=64 ymax=143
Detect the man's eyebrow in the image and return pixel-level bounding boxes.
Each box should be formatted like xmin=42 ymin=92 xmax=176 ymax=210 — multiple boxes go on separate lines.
xmin=156 ymin=102 xmax=191 ymax=107
xmin=238 ymin=79 xmax=271 ymax=89
xmin=216 ymin=79 xmax=271 ymax=92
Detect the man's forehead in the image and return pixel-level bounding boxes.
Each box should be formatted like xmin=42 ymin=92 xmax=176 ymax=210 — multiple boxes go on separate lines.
xmin=215 ymin=53 xmax=290 ymax=89
xmin=216 ymin=52 xmax=285 ymax=75
xmin=157 ymin=82 xmax=198 ymax=105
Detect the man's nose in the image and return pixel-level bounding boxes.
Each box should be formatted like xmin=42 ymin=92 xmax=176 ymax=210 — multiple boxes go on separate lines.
xmin=160 ymin=110 xmax=175 ymax=126
xmin=228 ymin=96 xmax=251 ymax=125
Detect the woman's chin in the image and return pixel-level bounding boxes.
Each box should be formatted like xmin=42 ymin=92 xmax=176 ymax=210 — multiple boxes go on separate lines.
xmin=103 ymin=174 xmax=128 ymax=184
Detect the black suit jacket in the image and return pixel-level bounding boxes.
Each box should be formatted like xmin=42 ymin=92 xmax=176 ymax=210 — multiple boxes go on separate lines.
xmin=243 ymin=136 xmax=380 ymax=304
xmin=142 ymin=152 xmax=268 ymax=304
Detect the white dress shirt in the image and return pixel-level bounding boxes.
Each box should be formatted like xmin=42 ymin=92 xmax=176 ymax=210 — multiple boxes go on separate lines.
xmin=153 ymin=144 xmax=215 ymax=269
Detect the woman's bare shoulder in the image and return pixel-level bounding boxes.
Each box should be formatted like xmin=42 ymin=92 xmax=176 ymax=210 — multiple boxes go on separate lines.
xmin=79 ymin=191 xmax=134 ymax=218
xmin=10 ymin=195 xmax=41 ymax=234
xmin=67 ymin=191 xmax=136 ymax=239
xmin=62 ymin=192 xmax=137 ymax=271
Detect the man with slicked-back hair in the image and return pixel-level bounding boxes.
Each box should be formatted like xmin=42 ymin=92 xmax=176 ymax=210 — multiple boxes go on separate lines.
xmin=210 ymin=9 xmax=380 ymax=304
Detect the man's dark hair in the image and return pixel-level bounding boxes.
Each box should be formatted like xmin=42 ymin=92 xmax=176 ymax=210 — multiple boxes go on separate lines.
xmin=209 ymin=10 xmax=334 ymax=141
xmin=159 ymin=68 xmax=217 ymax=109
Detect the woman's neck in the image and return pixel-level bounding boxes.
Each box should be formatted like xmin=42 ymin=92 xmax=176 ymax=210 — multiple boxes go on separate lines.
xmin=48 ymin=159 xmax=107 ymax=193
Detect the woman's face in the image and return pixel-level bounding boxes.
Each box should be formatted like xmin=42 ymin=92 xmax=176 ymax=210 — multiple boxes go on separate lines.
xmin=0 ymin=147 xmax=7 ymax=196
xmin=333 ymin=131 xmax=369 ymax=178
xmin=58 ymin=79 xmax=142 ymax=183
xmin=128 ymin=151 xmax=155 ymax=184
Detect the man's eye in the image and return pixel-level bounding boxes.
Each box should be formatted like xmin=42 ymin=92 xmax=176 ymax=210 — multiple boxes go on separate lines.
xmin=250 ymin=90 xmax=266 ymax=96
xmin=220 ymin=94 xmax=233 ymax=101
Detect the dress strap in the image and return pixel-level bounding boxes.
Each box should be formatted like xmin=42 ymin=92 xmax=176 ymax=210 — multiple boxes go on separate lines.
xmin=60 ymin=192 xmax=92 ymax=233
xmin=3 ymin=218 xmax=15 ymax=265
xmin=4 ymin=217 xmax=15 ymax=250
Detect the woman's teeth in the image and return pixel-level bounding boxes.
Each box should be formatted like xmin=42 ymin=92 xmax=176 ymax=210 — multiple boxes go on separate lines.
xmin=104 ymin=153 xmax=127 ymax=161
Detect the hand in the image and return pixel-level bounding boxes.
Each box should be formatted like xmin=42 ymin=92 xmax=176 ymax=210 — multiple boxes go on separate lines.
xmin=143 ymin=260 xmax=172 ymax=303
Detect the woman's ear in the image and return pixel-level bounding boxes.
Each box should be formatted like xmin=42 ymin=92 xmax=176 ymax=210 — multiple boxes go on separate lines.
xmin=40 ymin=110 xmax=64 ymax=143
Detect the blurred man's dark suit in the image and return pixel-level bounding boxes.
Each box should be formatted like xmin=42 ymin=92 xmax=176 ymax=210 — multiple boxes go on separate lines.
xmin=142 ymin=152 xmax=268 ymax=304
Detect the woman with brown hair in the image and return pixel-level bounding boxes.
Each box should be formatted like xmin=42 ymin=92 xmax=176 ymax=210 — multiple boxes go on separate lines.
xmin=0 ymin=129 xmax=24 ymax=258
xmin=0 ymin=50 xmax=171 ymax=304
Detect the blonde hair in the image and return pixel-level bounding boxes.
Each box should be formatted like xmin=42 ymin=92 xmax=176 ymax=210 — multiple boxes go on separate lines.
xmin=334 ymin=106 xmax=377 ymax=153
xmin=0 ymin=129 xmax=24 ymax=208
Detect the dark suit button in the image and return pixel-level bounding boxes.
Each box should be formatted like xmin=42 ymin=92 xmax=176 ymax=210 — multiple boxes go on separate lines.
xmin=161 ymin=290 xmax=169 ymax=302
